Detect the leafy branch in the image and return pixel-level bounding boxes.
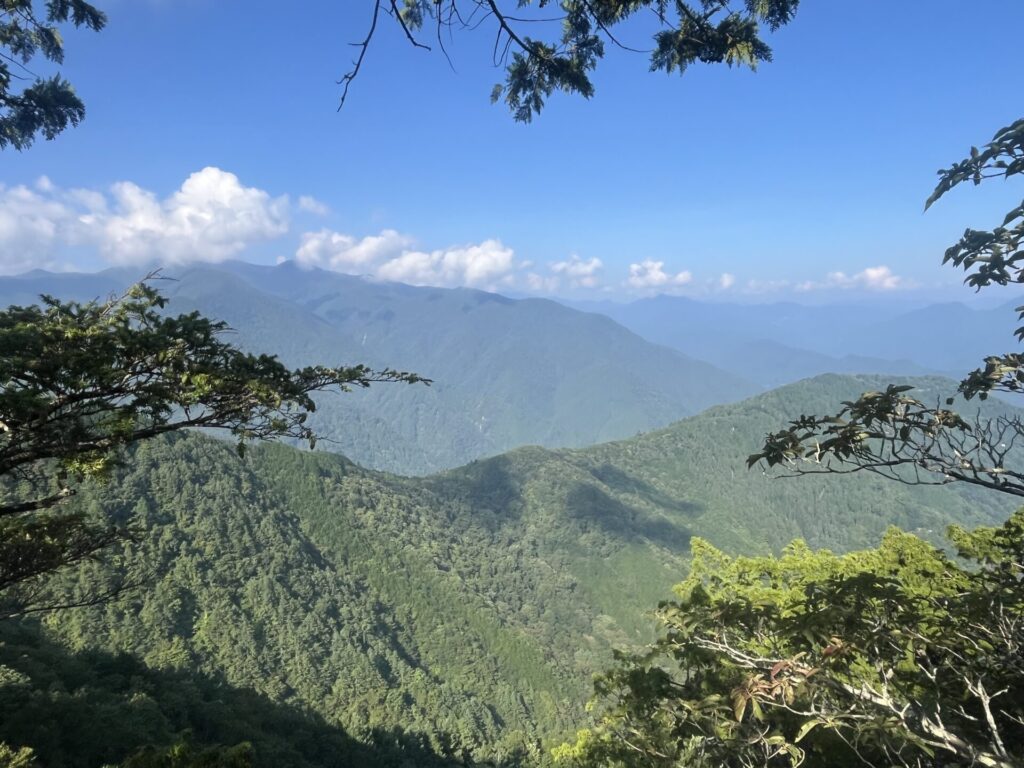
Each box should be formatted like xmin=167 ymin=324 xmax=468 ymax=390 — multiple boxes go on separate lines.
xmin=339 ymin=0 xmax=800 ymax=121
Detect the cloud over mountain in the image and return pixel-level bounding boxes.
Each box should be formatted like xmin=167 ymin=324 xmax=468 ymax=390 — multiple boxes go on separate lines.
xmin=627 ymin=259 xmax=693 ymax=291
xmin=0 ymin=168 xmax=291 ymax=271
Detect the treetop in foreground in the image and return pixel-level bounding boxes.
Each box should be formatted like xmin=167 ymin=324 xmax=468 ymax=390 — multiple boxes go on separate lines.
xmin=0 ymin=278 xmax=424 ymax=614
xmin=555 ymin=511 xmax=1024 ymax=767
xmin=0 ymin=0 xmax=106 ymax=149
xmin=344 ymin=0 xmax=800 ymax=121
xmin=749 ymin=118 xmax=1024 ymax=498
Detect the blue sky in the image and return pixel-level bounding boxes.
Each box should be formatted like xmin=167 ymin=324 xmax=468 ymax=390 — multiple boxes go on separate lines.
xmin=2 ymin=0 xmax=1022 ymax=302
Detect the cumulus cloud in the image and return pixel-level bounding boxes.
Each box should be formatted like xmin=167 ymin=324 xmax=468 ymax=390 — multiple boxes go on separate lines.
xmin=797 ymin=265 xmax=906 ymax=292
xmin=96 ymin=168 xmax=289 ymax=264
xmin=718 ymin=272 xmax=736 ymax=290
xmin=295 ymin=228 xmax=413 ymax=270
xmin=376 ymin=240 xmax=517 ymax=288
xmin=550 ymin=254 xmax=603 ymax=288
xmin=0 ymin=181 xmax=82 ymax=272
xmin=295 ymin=228 xmax=521 ymax=290
xmin=626 ymin=259 xmax=693 ymax=290
xmin=0 ymin=167 xmax=290 ymax=272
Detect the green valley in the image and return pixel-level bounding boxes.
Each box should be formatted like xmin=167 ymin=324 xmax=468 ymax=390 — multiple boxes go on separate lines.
xmin=1 ymin=375 xmax=1014 ymax=766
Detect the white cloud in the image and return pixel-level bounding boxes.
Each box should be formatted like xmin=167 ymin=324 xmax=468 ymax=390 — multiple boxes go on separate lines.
xmin=852 ymin=265 xmax=905 ymax=290
xmin=0 ymin=182 xmax=86 ymax=273
xmin=797 ymin=265 xmax=906 ymax=292
xmin=376 ymin=239 xmax=517 ymax=289
xmin=550 ymin=254 xmax=603 ymax=288
xmin=298 ymin=195 xmax=330 ymax=216
xmin=96 ymin=168 xmax=289 ymax=264
xmin=0 ymin=167 xmax=290 ymax=271
xmin=718 ymin=272 xmax=736 ymax=290
xmin=295 ymin=228 xmax=412 ymax=270
xmin=294 ymin=226 xmax=523 ymax=290
xmin=626 ymin=259 xmax=693 ymax=290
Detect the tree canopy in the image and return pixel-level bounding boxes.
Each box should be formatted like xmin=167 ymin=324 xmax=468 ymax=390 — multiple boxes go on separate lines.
xmin=554 ymin=512 xmax=1024 ymax=768
xmin=344 ymin=0 xmax=801 ymax=121
xmin=0 ymin=279 xmax=423 ymax=614
xmin=0 ymin=0 xmax=106 ymax=149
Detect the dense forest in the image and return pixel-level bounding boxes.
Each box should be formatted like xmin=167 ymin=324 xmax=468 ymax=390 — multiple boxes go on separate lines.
xmin=0 ymin=374 xmax=1016 ymax=766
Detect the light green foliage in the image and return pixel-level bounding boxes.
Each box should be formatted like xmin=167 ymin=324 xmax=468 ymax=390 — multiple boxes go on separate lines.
xmin=0 ymin=281 xmax=422 ymax=614
xmin=561 ymin=119 xmax=1024 ymax=768
xmin=555 ymin=513 xmax=1024 ymax=767
xmin=348 ymin=1 xmax=799 ymax=120
xmin=0 ymin=0 xmax=106 ymax=149
xmin=0 ymin=744 xmax=37 ymax=768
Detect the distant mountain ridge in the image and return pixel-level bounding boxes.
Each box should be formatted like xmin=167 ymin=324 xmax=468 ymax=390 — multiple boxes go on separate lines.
xmin=568 ymin=293 xmax=1022 ymax=384
xmin=0 ymin=263 xmax=759 ymax=475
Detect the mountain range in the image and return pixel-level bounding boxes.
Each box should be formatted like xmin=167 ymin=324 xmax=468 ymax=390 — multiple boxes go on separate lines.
xmin=569 ymin=293 xmax=1023 ymax=386
xmin=6 ymin=263 xmax=1022 ymax=474
xmin=0 ymin=264 xmax=758 ymax=475
xmin=4 ymin=266 xmax=1022 ymax=765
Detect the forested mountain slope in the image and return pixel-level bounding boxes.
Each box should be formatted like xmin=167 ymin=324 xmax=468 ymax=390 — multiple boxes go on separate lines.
xmin=0 ymin=265 xmax=758 ymax=475
xmin=1 ymin=374 xmax=1016 ymax=766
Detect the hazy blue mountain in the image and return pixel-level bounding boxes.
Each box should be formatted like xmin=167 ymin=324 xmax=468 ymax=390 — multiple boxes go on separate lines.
xmin=848 ymin=299 xmax=1020 ymax=371
xmin=567 ymin=293 xmax=1022 ymax=383
xmin=0 ymin=264 xmax=759 ymax=474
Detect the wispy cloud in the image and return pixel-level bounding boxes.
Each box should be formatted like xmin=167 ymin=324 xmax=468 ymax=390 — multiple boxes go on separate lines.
xmin=796 ymin=265 xmax=908 ymax=292
xmin=298 ymin=195 xmax=330 ymax=216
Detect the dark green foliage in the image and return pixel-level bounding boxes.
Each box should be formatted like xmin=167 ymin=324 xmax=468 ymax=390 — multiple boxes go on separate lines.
xmin=0 ymin=0 xmax=106 ymax=149
xmin=119 ymin=739 xmax=255 ymax=768
xmin=349 ymin=1 xmax=799 ymax=120
xmin=0 ymin=281 xmax=421 ymax=614
xmin=926 ymin=118 xmax=1024 ymax=293
xmin=0 ymin=620 xmax=512 ymax=768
